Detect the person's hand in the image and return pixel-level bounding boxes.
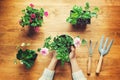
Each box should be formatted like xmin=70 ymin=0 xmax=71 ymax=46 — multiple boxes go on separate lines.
xmin=69 ymin=46 xmax=81 ymax=73
xmin=48 ymin=51 xmax=58 ymax=70
xmin=51 ymin=50 xmax=58 ymax=62
xmin=69 ymin=46 xmax=76 ymax=61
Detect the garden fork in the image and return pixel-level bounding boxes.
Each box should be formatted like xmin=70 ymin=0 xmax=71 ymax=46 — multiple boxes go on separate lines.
xmin=96 ymin=35 xmax=114 ymax=74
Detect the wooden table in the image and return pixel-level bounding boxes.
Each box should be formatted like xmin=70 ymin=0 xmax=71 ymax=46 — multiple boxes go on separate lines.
xmin=0 ymin=0 xmax=120 ymax=80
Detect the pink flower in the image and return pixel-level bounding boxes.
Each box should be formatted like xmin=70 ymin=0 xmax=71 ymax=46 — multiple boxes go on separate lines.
xmin=74 ymin=37 xmax=81 ymax=47
xmin=30 ymin=3 xmax=34 ymax=8
xmin=44 ymin=11 xmax=48 ymax=17
xmin=34 ymin=27 xmax=40 ymax=32
xmin=40 ymin=48 xmax=49 ymax=55
xmin=30 ymin=14 xmax=36 ymax=19
xmin=30 ymin=18 xmax=32 ymax=23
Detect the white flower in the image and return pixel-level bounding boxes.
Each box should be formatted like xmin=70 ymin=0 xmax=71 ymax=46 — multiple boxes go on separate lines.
xmin=21 ymin=43 xmax=26 ymax=47
xmin=20 ymin=60 xmax=23 ymax=64
xmin=40 ymin=48 xmax=49 ymax=55
xmin=74 ymin=37 xmax=81 ymax=47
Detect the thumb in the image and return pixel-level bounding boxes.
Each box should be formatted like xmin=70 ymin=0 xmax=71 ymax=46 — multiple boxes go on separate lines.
xmin=71 ymin=46 xmax=75 ymax=52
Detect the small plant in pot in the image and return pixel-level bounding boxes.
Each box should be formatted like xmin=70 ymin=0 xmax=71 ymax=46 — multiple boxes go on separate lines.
xmin=66 ymin=2 xmax=99 ymax=29
xmin=38 ymin=35 xmax=87 ymax=65
xmin=16 ymin=43 xmax=38 ymax=69
xmin=19 ymin=3 xmax=48 ymax=33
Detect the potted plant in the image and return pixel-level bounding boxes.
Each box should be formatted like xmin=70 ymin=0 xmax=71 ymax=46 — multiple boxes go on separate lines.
xmin=38 ymin=35 xmax=87 ymax=65
xmin=16 ymin=43 xmax=38 ymax=69
xmin=66 ymin=2 xmax=99 ymax=29
xmin=19 ymin=3 xmax=48 ymax=33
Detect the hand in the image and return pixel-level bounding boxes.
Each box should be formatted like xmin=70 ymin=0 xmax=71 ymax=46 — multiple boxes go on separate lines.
xmin=69 ymin=46 xmax=76 ymax=61
xmin=48 ymin=51 xmax=58 ymax=71
xmin=69 ymin=46 xmax=81 ymax=72
xmin=51 ymin=50 xmax=58 ymax=61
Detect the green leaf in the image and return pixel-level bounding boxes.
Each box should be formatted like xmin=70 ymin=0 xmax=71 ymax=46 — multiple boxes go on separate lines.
xmin=66 ymin=17 xmax=72 ymax=23
xmin=91 ymin=12 xmax=97 ymax=17
xmin=17 ymin=49 xmax=23 ymax=60
xmin=43 ymin=36 xmax=52 ymax=49
xmin=61 ymin=60 xmax=65 ymax=66
xmin=38 ymin=19 xmax=43 ymax=26
xmin=73 ymin=5 xmax=79 ymax=11
xmin=26 ymin=6 xmax=33 ymax=12
xmin=56 ymin=55 xmax=61 ymax=60
xmin=40 ymin=8 xmax=44 ymax=16
xmin=73 ymin=5 xmax=83 ymax=14
xmin=22 ymin=60 xmax=34 ymax=69
xmin=22 ymin=9 xmax=25 ymax=14
xmin=31 ymin=23 xmax=37 ymax=27
xmin=37 ymin=48 xmax=41 ymax=52
xmin=93 ymin=7 xmax=99 ymax=12
xmin=70 ymin=19 xmax=77 ymax=24
xmin=67 ymin=17 xmax=77 ymax=24
xmin=73 ymin=5 xmax=81 ymax=11
xmin=81 ymin=39 xmax=87 ymax=45
xmin=82 ymin=11 xmax=91 ymax=19
xmin=85 ymin=2 xmax=90 ymax=11
xmin=70 ymin=12 xmax=79 ymax=18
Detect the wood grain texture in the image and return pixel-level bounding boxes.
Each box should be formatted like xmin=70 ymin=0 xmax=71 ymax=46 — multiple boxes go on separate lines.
xmin=0 ymin=0 xmax=120 ymax=80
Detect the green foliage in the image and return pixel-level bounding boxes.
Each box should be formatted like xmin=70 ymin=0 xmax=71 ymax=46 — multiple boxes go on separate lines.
xmin=43 ymin=35 xmax=74 ymax=65
xmin=16 ymin=49 xmax=37 ymax=69
xmin=19 ymin=5 xmax=44 ymax=27
xmin=81 ymin=39 xmax=87 ymax=45
xmin=85 ymin=2 xmax=90 ymax=11
xmin=66 ymin=2 xmax=99 ymax=25
xmin=39 ymin=35 xmax=87 ymax=65
xmin=43 ymin=36 xmax=52 ymax=49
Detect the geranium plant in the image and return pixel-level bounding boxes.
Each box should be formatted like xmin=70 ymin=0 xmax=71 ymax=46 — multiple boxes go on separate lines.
xmin=66 ymin=2 xmax=99 ymax=28
xmin=16 ymin=43 xmax=37 ymax=69
xmin=38 ymin=35 xmax=87 ymax=65
xmin=19 ymin=3 xmax=48 ymax=32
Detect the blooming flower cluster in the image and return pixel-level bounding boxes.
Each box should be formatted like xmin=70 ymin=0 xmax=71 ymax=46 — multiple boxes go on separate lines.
xmin=19 ymin=3 xmax=48 ymax=32
xmin=39 ymin=47 xmax=49 ymax=55
xmin=30 ymin=3 xmax=34 ymax=8
xmin=34 ymin=27 xmax=40 ymax=32
xmin=44 ymin=11 xmax=48 ymax=17
xmin=30 ymin=13 xmax=36 ymax=19
xmin=74 ymin=37 xmax=81 ymax=47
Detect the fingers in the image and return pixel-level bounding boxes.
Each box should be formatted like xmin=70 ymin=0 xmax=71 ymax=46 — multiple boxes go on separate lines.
xmin=52 ymin=51 xmax=57 ymax=56
xmin=51 ymin=51 xmax=58 ymax=61
xmin=71 ymin=46 xmax=75 ymax=52
xmin=69 ymin=46 xmax=76 ymax=60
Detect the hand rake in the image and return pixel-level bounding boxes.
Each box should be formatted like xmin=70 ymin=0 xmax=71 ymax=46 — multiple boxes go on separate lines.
xmin=96 ymin=35 xmax=114 ymax=74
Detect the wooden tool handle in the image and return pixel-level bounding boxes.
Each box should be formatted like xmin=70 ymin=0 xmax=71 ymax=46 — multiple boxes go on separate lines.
xmin=96 ymin=56 xmax=103 ymax=74
xmin=87 ymin=56 xmax=92 ymax=75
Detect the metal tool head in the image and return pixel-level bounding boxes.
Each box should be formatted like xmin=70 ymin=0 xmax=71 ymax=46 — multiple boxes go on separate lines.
xmin=88 ymin=40 xmax=98 ymax=56
xmin=89 ymin=40 xmax=92 ymax=55
xmin=99 ymin=35 xmax=114 ymax=56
